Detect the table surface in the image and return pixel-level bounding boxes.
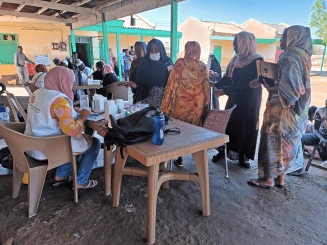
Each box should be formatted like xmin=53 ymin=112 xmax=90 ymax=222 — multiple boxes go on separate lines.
xmin=72 ymin=85 xmax=103 ymax=90
xmin=86 ymin=119 xmax=229 ymax=166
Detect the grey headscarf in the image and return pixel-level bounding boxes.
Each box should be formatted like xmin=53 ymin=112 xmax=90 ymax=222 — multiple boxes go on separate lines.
xmin=285 ymin=25 xmax=313 ymax=56
xmin=278 ymin=25 xmax=312 ymax=118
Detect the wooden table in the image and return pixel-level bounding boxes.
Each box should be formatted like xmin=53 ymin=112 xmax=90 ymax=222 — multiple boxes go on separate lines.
xmin=86 ymin=119 xmax=229 ymax=244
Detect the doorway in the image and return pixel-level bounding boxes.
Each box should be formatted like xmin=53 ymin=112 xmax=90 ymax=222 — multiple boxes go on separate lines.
xmin=76 ymin=43 xmax=91 ymax=67
xmin=72 ymin=36 xmax=94 ymax=68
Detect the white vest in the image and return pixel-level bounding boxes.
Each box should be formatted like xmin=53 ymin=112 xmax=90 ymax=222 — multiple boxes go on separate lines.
xmin=25 ymin=88 xmax=88 ymax=160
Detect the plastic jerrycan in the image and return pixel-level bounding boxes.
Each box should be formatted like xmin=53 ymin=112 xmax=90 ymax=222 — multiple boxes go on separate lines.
xmin=153 ymin=110 xmax=165 ymax=145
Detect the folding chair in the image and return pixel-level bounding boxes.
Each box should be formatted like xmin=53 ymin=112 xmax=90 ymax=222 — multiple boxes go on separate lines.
xmin=203 ymin=105 xmax=237 ymax=178
xmin=305 ymin=146 xmax=327 ymax=172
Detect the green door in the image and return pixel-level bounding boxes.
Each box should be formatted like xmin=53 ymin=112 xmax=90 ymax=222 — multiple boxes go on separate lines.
xmin=0 ymin=34 xmax=19 ymax=65
xmin=213 ymin=45 xmax=222 ymax=64
xmin=86 ymin=43 xmax=94 ymax=67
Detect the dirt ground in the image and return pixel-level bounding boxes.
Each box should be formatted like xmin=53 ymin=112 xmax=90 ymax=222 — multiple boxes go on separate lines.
xmin=0 ymin=71 xmax=327 ymax=245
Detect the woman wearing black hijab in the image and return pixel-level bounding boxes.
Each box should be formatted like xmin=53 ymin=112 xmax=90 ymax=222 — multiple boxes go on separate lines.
xmin=92 ymin=61 xmax=104 ymax=80
xmin=119 ymin=38 xmax=173 ymax=108
xmin=207 ymin=53 xmax=222 ymax=109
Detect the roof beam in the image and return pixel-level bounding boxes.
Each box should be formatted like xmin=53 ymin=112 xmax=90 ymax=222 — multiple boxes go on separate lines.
xmin=75 ymin=0 xmax=92 ymax=7
xmin=72 ymin=0 xmax=186 ymax=29
xmin=16 ymin=2 xmax=26 ymax=12
xmin=96 ymin=0 xmax=122 ymax=10
xmin=8 ymin=0 xmax=97 ymax=15
xmin=37 ymin=0 xmax=58 ymax=15
xmin=0 ymin=1 xmax=3 ymax=7
xmin=52 ymin=0 xmax=93 ymax=17
xmin=0 ymin=9 xmax=72 ymax=23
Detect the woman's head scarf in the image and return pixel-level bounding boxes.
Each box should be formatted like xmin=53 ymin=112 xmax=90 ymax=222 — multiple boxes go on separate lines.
xmin=278 ymin=25 xmax=312 ymax=117
xmin=284 ymin=25 xmax=313 ymax=56
xmin=226 ymin=31 xmax=262 ymax=77
xmin=103 ymin=64 xmax=113 ymax=75
xmin=184 ymin=41 xmax=201 ymax=61
xmin=35 ymin=64 xmax=47 ymax=73
xmin=144 ymin=38 xmax=173 ymax=66
xmin=135 ymin=38 xmax=174 ymax=100
xmin=44 ymin=66 xmax=74 ymax=102
xmin=96 ymin=61 xmax=104 ymax=71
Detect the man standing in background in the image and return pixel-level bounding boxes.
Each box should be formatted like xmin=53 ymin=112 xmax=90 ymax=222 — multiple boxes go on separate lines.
xmin=123 ymin=49 xmax=133 ymax=81
xmin=14 ymin=46 xmax=35 ymax=86
xmin=120 ymin=49 xmax=126 ymax=78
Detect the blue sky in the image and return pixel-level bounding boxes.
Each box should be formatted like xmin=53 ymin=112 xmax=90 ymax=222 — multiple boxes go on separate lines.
xmin=141 ymin=0 xmax=318 ymax=37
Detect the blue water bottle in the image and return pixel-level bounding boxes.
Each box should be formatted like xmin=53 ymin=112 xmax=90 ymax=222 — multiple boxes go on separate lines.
xmin=153 ymin=110 xmax=165 ymax=145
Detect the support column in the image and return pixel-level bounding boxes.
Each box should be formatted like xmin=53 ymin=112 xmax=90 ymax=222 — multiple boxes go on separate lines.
xmin=102 ymin=13 xmax=110 ymax=65
xmin=170 ymin=0 xmax=178 ymax=63
xmin=70 ymin=24 xmax=76 ymax=57
xmin=141 ymin=36 xmax=144 ymax=42
xmin=116 ymin=32 xmax=122 ymax=81
xmin=321 ymin=45 xmax=326 ymax=74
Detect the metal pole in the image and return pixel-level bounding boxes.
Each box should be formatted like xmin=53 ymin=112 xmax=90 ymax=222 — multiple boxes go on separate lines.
xmin=102 ymin=13 xmax=110 ymax=65
xmin=321 ymin=45 xmax=326 ymax=74
xmin=116 ymin=32 xmax=122 ymax=81
xmin=70 ymin=24 xmax=76 ymax=54
xmin=141 ymin=36 xmax=143 ymax=42
xmin=170 ymin=0 xmax=178 ymax=63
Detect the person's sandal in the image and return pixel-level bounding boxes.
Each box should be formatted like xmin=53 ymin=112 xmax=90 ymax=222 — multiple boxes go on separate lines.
xmin=273 ymin=178 xmax=285 ymax=188
xmin=77 ymin=180 xmax=98 ymax=189
xmin=173 ymin=157 xmax=183 ymax=167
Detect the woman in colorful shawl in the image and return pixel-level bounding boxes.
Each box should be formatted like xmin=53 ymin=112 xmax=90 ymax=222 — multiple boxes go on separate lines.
xmin=120 ymin=38 xmax=173 ymax=108
xmin=248 ymin=25 xmax=312 ymax=189
xmin=212 ymin=31 xmax=264 ymax=169
xmin=161 ymin=41 xmax=210 ymax=167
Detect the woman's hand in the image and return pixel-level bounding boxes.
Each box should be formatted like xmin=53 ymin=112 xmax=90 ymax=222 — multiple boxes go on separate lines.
xmin=208 ymin=70 xmax=214 ymax=76
xmin=249 ymin=78 xmax=261 ymax=88
xmin=74 ymin=107 xmax=81 ymax=112
xmin=167 ymin=65 xmax=173 ymax=72
xmin=213 ymin=89 xmax=225 ymax=97
xmin=79 ymin=108 xmax=91 ymax=122
xmin=263 ymin=79 xmax=278 ymax=92
xmin=118 ymin=81 xmax=137 ymax=89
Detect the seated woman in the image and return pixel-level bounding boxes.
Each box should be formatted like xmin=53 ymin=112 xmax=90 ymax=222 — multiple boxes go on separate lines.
xmin=102 ymin=64 xmax=119 ymax=87
xmin=161 ymin=41 xmax=210 ymax=167
xmin=121 ymin=38 xmax=173 ymax=108
xmin=92 ymin=61 xmax=104 ymax=80
xmin=31 ymin=64 xmax=47 ymax=88
xmin=24 ymin=66 xmax=100 ymax=189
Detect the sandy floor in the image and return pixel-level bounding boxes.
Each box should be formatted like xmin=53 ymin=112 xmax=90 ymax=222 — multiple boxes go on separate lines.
xmin=0 ymin=73 xmax=327 ymax=244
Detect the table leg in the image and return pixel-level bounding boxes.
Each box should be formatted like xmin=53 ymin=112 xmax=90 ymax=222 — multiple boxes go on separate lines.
xmin=147 ymin=163 xmax=159 ymax=245
xmin=104 ymin=145 xmax=114 ymax=196
xmin=162 ymin=161 xmax=169 ymax=189
xmin=112 ymin=146 xmax=128 ymax=207
xmin=192 ymin=149 xmax=210 ymax=216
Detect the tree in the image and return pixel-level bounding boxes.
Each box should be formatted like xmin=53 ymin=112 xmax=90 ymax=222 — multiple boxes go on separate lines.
xmin=310 ymin=0 xmax=327 ymax=44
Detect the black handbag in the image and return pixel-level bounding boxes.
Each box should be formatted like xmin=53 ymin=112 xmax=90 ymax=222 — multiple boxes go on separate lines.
xmin=104 ymin=107 xmax=172 ymax=158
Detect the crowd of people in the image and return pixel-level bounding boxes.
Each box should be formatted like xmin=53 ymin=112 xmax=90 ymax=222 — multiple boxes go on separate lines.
xmin=18 ymin=24 xmax=321 ymax=190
